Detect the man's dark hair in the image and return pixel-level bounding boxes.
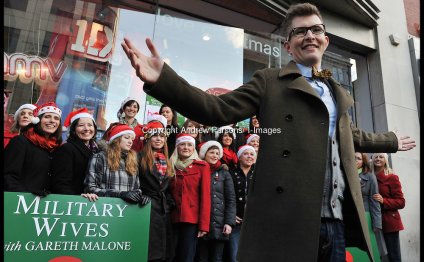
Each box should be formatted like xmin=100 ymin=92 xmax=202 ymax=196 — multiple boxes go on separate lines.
xmin=281 ymin=3 xmax=323 ymax=39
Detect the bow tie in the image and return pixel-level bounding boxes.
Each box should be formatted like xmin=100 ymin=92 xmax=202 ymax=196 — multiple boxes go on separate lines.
xmin=312 ymin=67 xmax=332 ymax=80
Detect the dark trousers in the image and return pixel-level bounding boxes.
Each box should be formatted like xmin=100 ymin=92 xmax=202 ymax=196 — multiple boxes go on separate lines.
xmin=383 ymin=231 xmax=402 ymax=262
xmin=173 ymin=223 xmax=199 ymax=262
xmin=317 ymin=219 xmax=346 ymax=262
xmin=223 ymin=224 xmax=241 ymax=262
xmin=196 ymin=238 xmax=226 ymax=262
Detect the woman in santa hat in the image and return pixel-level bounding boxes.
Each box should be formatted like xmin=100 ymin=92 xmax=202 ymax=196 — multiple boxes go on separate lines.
xmin=169 ymin=133 xmax=211 ymax=262
xmin=116 ymin=97 xmax=144 ymax=152
xmin=50 ymin=108 xmax=100 ymax=196
xmin=225 ymin=145 xmax=256 ymax=262
xmin=159 ymin=104 xmax=180 ymax=155
xmin=138 ymin=117 xmax=174 ymax=262
xmin=84 ymin=124 xmax=150 ymax=205
xmin=215 ymin=126 xmax=238 ymax=171
xmin=245 ymin=133 xmax=260 ymax=155
xmin=196 ymin=141 xmax=236 ymax=262
xmin=4 ymin=103 xmax=37 ymax=148
xmin=4 ymin=102 xmax=63 ymax=195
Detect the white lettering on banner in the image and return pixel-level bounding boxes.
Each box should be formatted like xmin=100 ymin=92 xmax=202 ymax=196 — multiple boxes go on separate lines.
xmin=70 ymin=20 xmax=113 ymax=62
xmin=4 ymin=53 xmax=67 ymax=86
xmin=14 ymin=195 xmax=128 ymax=218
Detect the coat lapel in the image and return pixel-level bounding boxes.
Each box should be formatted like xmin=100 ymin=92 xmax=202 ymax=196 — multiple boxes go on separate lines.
xmin=279 ymin=61 xmax=321 ymax=100
xmin=327 ymin=78 xmax=354 ymax=120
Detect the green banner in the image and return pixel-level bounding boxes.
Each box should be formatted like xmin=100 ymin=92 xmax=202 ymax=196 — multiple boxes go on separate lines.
xmin=4 ymin=192 xmax=151 ymax=262
xmin=346 ymin=212 xmax=381 ymax=262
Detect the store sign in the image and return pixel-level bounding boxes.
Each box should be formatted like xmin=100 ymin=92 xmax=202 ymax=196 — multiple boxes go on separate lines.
xmin=244 ymin=33 xmax=282 ymax=58
xmin=4 ymin=52 xmax=68 ymax=86
xmin=68 ymin=20 xmax=114 ymax=62
xmin=4 ymin=192 xmax=150 ymax=262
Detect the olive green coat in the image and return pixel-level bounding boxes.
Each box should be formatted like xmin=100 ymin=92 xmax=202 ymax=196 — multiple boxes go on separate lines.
xmin=144 ymin=61 xmax=398 ymax=261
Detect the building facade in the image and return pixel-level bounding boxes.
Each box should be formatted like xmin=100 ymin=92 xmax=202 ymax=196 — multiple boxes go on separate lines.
xmin=4 ymin=0 xmax=420 ymax=260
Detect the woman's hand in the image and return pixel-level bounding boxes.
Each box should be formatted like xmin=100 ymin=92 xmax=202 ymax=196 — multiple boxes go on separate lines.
xmin=81 ymin=193 xmax=99 ymax=202
xmin=197 ymin=231 xmax=207 ymax=238
xmin=235 ymin=216 xmax=243 ymax=224
xmin=121 ymin=38 xmax=164 ymax=84
xmin=373 ymin=193 xmax=384 ymax=204
xmin=222 ymin=224 xmax=232 ymax=235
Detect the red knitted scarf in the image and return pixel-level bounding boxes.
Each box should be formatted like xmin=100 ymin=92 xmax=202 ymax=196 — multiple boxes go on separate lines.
xmin=24 ymin=127 xmax=60 ymax=152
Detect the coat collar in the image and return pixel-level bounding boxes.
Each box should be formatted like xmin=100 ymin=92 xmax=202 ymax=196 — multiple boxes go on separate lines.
xmin=279 ymin=60 xmax=354 ymax=118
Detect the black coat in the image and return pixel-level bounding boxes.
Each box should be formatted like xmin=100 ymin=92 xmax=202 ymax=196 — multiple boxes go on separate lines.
xmin=51 ymin=137 xmax=97 ymax=195
xmin=205 ymin=165 xmax=236 ymax=241
xmin=4 ymin=135 xmax=53 ymax=193
xmin=139 ymin=160 xmax=174 ymax=261
xmin=230 ymin=165 xmax=254 ymax=219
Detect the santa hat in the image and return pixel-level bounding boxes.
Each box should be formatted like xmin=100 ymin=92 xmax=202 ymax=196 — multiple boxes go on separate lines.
xmin=146 ymin=112 xmax=167 ymax=128
xmin=143 ymin=120 xmax=167 ymax=139
xmin=107 ymin=124 xmax=135 ymax=143
xmin=14 ymin=103 xmax=37 ymax=121
xmin=175 ymin=133 xmax=195 ymax=146
xmin=31 ymin=102 xmax=62 ymax=124
xmin=237 ymin=145 xmax=256 ymax=158
xmin=63 ymin=108 xmax=95 ymax=131
xmin=245 ymin=133 xmax=260 ymax=144
xmin=215 ymin=125 xmax=236 ymax=140
xmin=198 ymin=141 xmax=223 ymax=159
xmin=117 ymin=97 xmax=140 ymax=118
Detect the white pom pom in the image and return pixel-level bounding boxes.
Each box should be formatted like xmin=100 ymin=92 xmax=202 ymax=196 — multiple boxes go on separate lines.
xmin=62 ymin=126 xmax=68 ymax=131
xmin=31 ymin=117 xmax=40 ymax=124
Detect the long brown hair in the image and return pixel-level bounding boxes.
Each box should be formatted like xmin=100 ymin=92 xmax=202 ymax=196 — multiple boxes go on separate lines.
xmin=140 ymin=136 xmax=173 ymax=177
xmin=358 ymin=152 xmax=371 ymax=174
xmin=107 ymin=137 xmax=138 ymax=176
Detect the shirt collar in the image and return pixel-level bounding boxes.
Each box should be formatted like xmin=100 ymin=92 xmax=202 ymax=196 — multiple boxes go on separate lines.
xmin=296 ymin=63 xmax=323 ymax=78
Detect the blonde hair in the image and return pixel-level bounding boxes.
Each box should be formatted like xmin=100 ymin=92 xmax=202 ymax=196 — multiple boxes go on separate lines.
xmin=140 ymin=136 xmax=173 ymax=177
xmin=371 ymin=153 xmax=393 ymax=175
xmin=107 ymin=137 xmax=138 ymax=176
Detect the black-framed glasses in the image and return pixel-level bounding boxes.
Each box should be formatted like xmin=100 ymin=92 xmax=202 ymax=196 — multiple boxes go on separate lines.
xmin=287 ymin=24 xmax=326 ymax=40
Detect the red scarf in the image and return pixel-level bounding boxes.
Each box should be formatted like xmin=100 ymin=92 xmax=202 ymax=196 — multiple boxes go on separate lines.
xmin=209 ymin=160 xmax=222 ymax=174
xmin=222 ymin=148 xmax=238 ymax=165
xmin=154 ymin=150 xmax=168 ymax=176
xmin=24 ymin=127 xmax=60 ymax=152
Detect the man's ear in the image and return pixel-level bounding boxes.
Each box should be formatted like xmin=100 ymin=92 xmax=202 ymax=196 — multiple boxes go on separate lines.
xmin=283 ymin=41 xmax=291 ymax=55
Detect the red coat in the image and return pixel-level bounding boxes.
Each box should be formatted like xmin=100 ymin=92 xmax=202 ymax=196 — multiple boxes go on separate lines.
xmin=376 ymin=170 xmax=405 ymax=233
xmin=170 ymin=160 xmax=211 ymax=232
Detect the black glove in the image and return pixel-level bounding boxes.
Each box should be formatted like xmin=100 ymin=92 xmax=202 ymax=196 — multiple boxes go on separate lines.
xmin=31 ymin=189 xmax=50 ymax=198
xmin=119 ymin=190 xmax=142 ymax=203
xmin=139 ymin=195 xmax=151 ymax=206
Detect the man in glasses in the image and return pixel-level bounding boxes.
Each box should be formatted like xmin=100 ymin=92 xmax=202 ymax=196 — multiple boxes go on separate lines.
xmin=122 ymin=3 xmax=415 ymax=262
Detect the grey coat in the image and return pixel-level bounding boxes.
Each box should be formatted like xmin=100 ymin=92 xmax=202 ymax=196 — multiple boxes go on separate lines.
xmin=360 ymin=172 xmax=382 ymax=229
xmin=144 ymin=61 xmax=398 ymax=261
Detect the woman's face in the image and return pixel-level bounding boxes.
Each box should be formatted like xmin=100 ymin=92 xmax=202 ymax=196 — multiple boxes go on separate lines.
xmin=186 ymin=122 xmax=198 ymax=138
xmin=239 ymin=149 xmax=256 ymax=167
xmin=75 ymin=118 xmax=95 ymax=143
xmin=373 ymin=154 xmax=386 ymax=169
xmin=161 ymin=107 xmax=173 ymax=124
xmin=248 ymin=137 xmax=260 ymax=152
xmin=251 ymin=117 xmax=259 ymax=128
xmin=119 ymin=134 xmax=134 ymax=151
xmin=205 ymin=148 xmax=220 ymax=165
xmin=221 ymin=133 xmax=233 ymax=147
xmin=18 ymin=109 xmax=34 ymax=128
xmin=40 ymin=113 xmax=60 ymax=134
xmin=150 ymin=133 xmax=166 ymax=150
xmin=177 ymin=142 xmax=194 ymax=160
xmin=124 ymin=102 xmax=139 ymax=119
xmin=355 ymin=152 xmax=363 ymax=169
